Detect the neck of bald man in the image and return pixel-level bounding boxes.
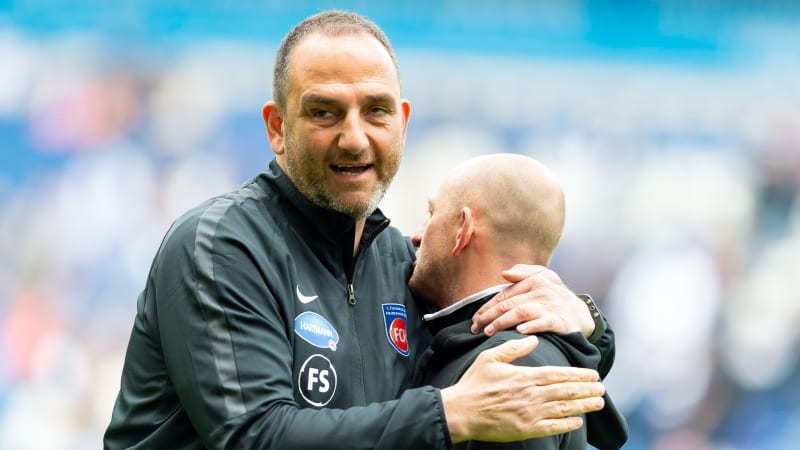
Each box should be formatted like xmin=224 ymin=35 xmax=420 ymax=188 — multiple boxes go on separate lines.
xmin=457 ymin=246 xmax=553 ymax=302
xmin=446 ymin=250 xmax=511 ymax=305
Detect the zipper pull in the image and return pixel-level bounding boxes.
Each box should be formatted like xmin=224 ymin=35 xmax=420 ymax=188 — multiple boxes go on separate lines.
xmin=347 ymin=284 xmax=356 ymax=305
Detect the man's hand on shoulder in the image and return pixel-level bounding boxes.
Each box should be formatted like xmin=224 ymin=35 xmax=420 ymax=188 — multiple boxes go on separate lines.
xmin=440 ymin=336 xmax=605 ymax=443
xmin=470 ymin=264 xmax=595 ymax=338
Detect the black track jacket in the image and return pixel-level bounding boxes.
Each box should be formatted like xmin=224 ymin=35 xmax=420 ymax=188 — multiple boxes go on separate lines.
xmin=414 ymin=288 xmax=628 ymax=450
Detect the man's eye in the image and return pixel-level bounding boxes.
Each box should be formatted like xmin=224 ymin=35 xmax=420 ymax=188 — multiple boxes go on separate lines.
xmin=312 ymin=109 xmax=334 ymax=119
xmin=369 ymin=106 xmax=389 ymax=116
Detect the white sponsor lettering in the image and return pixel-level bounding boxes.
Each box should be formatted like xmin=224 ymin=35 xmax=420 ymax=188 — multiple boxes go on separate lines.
xmin=300 ymin=320 xmax=333 ymax=337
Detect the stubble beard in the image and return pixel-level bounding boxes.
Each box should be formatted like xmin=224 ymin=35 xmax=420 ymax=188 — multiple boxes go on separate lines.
xmin=284 ymin=138 xmax=402 ymax=220
xmin=408 ymin=249 xmax=449 ymax=310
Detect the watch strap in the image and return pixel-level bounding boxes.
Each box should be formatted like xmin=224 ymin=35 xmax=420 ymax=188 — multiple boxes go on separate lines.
xmin=578 ymin=294 xmax=606 ymax=344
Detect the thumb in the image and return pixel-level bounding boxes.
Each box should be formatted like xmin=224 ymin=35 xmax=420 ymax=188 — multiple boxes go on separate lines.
xmin=501 ymin=269 xmax=526 ymax=283
xmin=502 ymin=264 xmax=546 ymax=283
xmin=482 ymin=336 xmax=539 ymax=364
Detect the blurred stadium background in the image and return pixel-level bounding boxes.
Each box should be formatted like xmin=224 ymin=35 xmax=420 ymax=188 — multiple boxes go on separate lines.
xmin=1 ymin=1 xmax=799 ymax=449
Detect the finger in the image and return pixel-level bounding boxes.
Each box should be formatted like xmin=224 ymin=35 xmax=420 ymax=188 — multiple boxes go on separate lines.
xmin=532 ymin=380 xmax=605 ymax=402
xmin=477 ymin=335 xmax=539 ymax=364
xmin=516 ymin=316 xmax=559 ymax=335
xmin=472 ymin=279 xmax=550 ymax=334
xmin=518 ymin=417 xmax=585 ymax=440
xmin=473 ymin=267 xmax=545 ymax=319
xmin=473 ymin=285 xmax=517 ymax=319
xmin=501 ymin=264 xmax=547 ymax=283
xmin=472 ymin=289 xmax=533 ymax=334
xmin=478 ymin=415 xmax=586 ymax=443
xmin=522 ymin=366 xmax=602 ymax=385
xmin=474 ymin=304 xmax=541 ymax=336
xmin=537 ymin=394 xmax=606 ymax=420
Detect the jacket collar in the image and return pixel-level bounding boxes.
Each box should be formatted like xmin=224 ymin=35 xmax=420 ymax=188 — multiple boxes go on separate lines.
xmin=422 ymin=284 xmax=509 ymax=335
xmin=257 ymin=159 xmax=390 ymax=274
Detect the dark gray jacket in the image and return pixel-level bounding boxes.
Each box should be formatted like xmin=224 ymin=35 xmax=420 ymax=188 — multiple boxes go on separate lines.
xmin=104 ymin=160 xmax=447 ymax=449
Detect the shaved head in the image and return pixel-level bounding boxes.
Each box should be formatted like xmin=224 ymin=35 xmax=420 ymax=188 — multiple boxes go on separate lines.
xmin=409 ymin=153 xmax=566 ymax=307
xmin=440 ymin=153 xmax=565 ymax=265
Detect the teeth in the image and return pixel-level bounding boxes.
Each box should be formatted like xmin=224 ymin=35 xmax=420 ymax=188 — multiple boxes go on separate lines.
xmin=334 ymin=165 xmax=368 ymax=174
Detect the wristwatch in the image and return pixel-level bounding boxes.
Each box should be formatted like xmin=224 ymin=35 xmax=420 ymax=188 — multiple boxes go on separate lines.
xmin=578 ymin=294 xmax=606 ymax=344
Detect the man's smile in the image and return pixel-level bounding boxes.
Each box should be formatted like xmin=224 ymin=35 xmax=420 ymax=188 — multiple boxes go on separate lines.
xmin=330 ymin=164 xmax=373 ymax=176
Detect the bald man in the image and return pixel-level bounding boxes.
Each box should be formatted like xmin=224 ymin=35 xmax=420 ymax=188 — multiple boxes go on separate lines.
xmin=410 ymin=154 xmax=628 ymax=450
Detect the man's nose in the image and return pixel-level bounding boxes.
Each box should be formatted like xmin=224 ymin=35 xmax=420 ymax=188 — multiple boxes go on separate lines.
xmin=338 ymin=111 xmax=369 ymax=152
xmin=410 ymin=222 xmax=426 ymax=248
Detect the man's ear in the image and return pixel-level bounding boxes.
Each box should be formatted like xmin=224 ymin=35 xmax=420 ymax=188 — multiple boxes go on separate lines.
xmin=452 ymin=207 xmax=475 ymax=256
xmin=400 ymin=99 xmax=411 ymax=144
xmin=262 ymin=101 xmax=286 ymax=155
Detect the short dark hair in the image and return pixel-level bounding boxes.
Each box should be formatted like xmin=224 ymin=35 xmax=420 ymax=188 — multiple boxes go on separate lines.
xmin=272 ymin=10 xmax=400 ymax=111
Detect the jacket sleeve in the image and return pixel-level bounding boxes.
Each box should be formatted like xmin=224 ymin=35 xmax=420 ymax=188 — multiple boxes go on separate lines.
xmin=533 ymin=333 xmax=628 ymax=450
xmin=152 ymin=210 xmax=450 ymax=450
xmin=594 ymin=315 xmax=615 ymax=380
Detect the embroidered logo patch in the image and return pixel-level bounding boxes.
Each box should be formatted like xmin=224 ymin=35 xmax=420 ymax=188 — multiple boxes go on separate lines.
xmin=382 ymin=303 xmax=410 ymax=356
xmin=298 ymin=354 xmax=337 ymax=407
xmin=294 ymin=311 xmax=339 ymax=351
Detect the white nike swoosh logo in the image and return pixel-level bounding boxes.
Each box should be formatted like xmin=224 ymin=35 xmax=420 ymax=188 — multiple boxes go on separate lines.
xmin=296 ymin=285 xmax=318 ymax=304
